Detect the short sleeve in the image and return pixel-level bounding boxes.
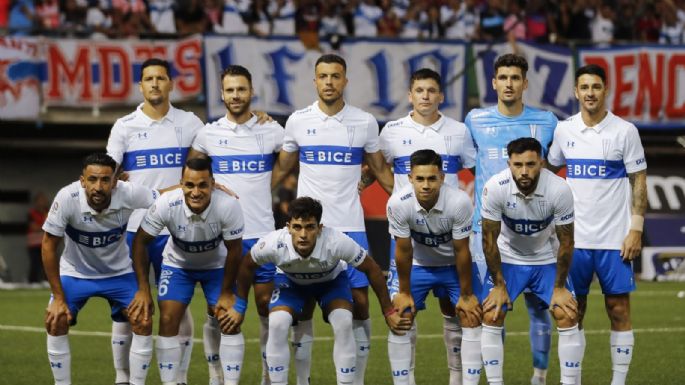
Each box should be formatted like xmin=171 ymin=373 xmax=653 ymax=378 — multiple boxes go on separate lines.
xmin=387 ymin=197 xmax=411 ymax=238
xmin=553 ymin=182 xmax=575 ymax=225
xmin=337 ymin=233 xmax=367 ymax=268
xmin=540 ymin=112 xmax=558 ymax=154
xmin=127 ymin=182 xmax=159 ymax=209
xmin=480 ymin=178 xmax=503 ymax=221
xmin=140 ymin=197 xmax=166 ymax=237
xmin=363 ymin=114 xmax=380 ymax=153
xmin=547 ymin=128 xmax=566 ymax=167
xmin=378 ymin=126 xmax=394 ymax=163
xmin=272 ymin=123 xmax=285 ymax=153
xmin=451 ymin=194 xmax=473 ymax=240
xmin=191 ymin=124 xmax=209 ymax=153
xmin=282 ymin=116 xmax=299 ymax=153
xmin=106 ymin=120 xmax=127 ymax=165
xmin=42 ymin=188 xmax=70 ymax=237
xmin=460 ymin=126 xmax=477 ymax=169
xmin=250 ymin=235 xmax=276 ymax=265
xmin=221 ymin=197 xmax=245 ymax=241
xmin=623 ymin=124 xmax=647 ymax=173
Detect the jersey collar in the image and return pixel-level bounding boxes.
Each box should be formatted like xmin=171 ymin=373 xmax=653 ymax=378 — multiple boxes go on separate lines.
xmin=580 ymin=110 xmax=614 ymax=133
xmin=412 ymin=185 xmax=447 ymax=214
xmin=312 ymin=100 xmax=347 ymax=122
xmin=221 ymin=114 xmax=259 ymax=131
xmin=135 ymin=103 xmax=177 ymax=127
xmin=508 ymin=169 xmax=548 ymax=200
xmin=407 ymin=112 xmax=445 ymax=133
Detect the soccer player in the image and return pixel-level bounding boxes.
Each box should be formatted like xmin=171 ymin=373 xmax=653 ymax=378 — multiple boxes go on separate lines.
xmin=377 ymin=68 xmax=477 ymax=385
xmin=386 ymin=149 xmax=482 ymax=385
xmin=465 ymin=53 xmax=558 ymax=385
xmin=272 ymin=53 xmax=395 ymax=385
xmin=220 ymin=196 xmax=411 ymax=385
xmin=547 ymin=64 xmax=647 ymax=385
xmin=128 ymin=157 xmax=245 ymax=385
xmin=42 ymin=153 xmax=161 ymax=385
xmin=480 ymin=137 xmax=581 ymax=385
xmin=188 ymin=65 xmax=284 ymax=385
xmin=106 ymin=57 xmax=205 ymax=385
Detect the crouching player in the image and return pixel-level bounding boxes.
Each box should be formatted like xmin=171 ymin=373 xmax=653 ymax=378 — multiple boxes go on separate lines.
xmin=128 ymin=157 xmax=245 ymax=385
xmin=386 ymin=149 xmax=483 ymax=385
xmin=219 ymin=196 xmax=412 ymax=385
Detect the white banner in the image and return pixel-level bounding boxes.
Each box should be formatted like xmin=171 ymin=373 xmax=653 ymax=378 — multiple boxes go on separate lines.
xmin=204 ymin=36 xmax=467 ymax=122
xmin=472 ymin=41 xmax=576 ymax=118
xmin=0 ymin=37 xmax=41 ymax=120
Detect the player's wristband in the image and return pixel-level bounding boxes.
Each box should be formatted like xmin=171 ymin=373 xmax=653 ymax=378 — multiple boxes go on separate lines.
xmin=630 ymin=215 xmax=644 ymax=232
xmin=383 ymin=307 xmax=398 ymax=317
xmin=234 ymin=296 xmax=247 ymax=315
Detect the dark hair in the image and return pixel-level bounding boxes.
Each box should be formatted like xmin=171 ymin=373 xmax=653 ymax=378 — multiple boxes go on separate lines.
xmin=221 ymin=65 xmax=252 ymax=86
xmin=182 ymin=157 xmax=213 ymax=178
xmin=140 ymin=58 xmax=172 ymax=80
xmin=288 ymin=197 xmax=323 ymax=223
xmin=82 ymin=153 xmax=116 ymax=172
xmin=315 ymin=54 xmax=347 ymax=72
xmin=410 ymin=149 xmax=443 ymax=170
xmin=506 ymin=137 xmax=542 ymax=157
xmin=575 ymin=64 xmax=606 ymax=85
xmin=493 ymin=54 xmax=528 ymax=78
xmin=409 ymin=68 xmax=442 ymax=91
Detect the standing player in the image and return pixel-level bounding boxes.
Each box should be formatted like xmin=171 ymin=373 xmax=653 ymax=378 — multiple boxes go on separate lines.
xmin=480 ymin=138 xmax=581 ymax=385
xmin=465 ymin=53 xmax=558 ymax=385
xmin=547 ymin=64 xmax=647 ymax=385
xmin=220 ymin=197 xmax=410 ymax=385
xmin=42 ymin=153 xmax=160 ymax=385
xmin=377 ymin=68 xmax=477 ymax=385
xmin=188 ymin=65 xmax=285 ymax=385
xmin=272 ymin=54 xmax=395 ymax=385
xmin=128 ymin=158 xmax=246 ymax=385
xmin=106 ymin=57 xmax=205 ymax=385
xmin=386 ymin=149 xmax=482 ymax=385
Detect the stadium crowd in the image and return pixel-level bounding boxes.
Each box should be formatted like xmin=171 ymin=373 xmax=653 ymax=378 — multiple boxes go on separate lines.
xmin=2 ymin=0 xmax=685 ymax=45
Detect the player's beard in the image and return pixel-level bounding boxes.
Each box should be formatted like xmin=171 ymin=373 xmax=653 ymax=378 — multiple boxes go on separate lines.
xmin=318 ymin=90 xmax=342 ymax=106
xmin=513 ymin=173 xmax=540 ymax=195
xmin=224 ymin=99 xmax=250 ymax=117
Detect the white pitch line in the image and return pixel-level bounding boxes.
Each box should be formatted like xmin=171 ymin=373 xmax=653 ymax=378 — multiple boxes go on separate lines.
xmin=2 ymin=324 xmax=684 ymax=344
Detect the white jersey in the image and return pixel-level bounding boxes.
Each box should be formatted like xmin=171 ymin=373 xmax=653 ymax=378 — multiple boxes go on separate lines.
xmin=192 ymin=115 xmax=284 ymax=240
xmin=284 ymin=101 xmax=380 ymax=232
xmin=106 ymin=104 xmax=204 ymax=233
xmin=481 ymin=168 xmax=574 ymax=265
xmin=269 ymin=0 xmax=296 ymax=35
xmin=43 ymin=181 xmax=158 ymax=279
xmin=141 ymin=189 xmax=244 ymax=270
xmin=387 ymin=184 xmax=473 ymax=266
xmin=251 ymin=227 xmax=366 ymax=285
xmin=379 ymin=112 xmax=476 ymax=192
xmin=548 ymin=111 xmax=647 ymax=250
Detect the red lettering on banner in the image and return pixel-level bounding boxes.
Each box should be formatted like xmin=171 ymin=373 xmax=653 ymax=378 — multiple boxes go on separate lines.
xmin=134 ymin=46 xmax=168 ymax=61
xmin=174 ymin=40 xmax=202 ymax=94
xmin=666 ymin=54 xmax=685 ymax=119
xmin=98 ymin=46 xmax=131 ymax=100
xmin=0 ymin=37 xmax=38 ymax=57
xmin=47 ymin=44 xmax=92 ymax=100
xmin=635 ymin=53 xmax=663 ymax=119
xmin=612 ymin=55 xmax=634 ymax=116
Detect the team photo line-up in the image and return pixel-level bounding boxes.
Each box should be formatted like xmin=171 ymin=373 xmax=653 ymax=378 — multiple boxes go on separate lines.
xmin=41 ymin=52 xmax=647 ymax=385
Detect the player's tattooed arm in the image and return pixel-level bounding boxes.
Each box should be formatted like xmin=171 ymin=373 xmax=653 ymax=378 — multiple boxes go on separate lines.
xmin=628 ymin=170 xmax=647 ymax=217
xmin=481 ymin=218 xmax=504 ymax=285
xmin=623 ymin=170 xmax=647 ymax=260
xmin=554 ymin=222 xmax=575 ymax=288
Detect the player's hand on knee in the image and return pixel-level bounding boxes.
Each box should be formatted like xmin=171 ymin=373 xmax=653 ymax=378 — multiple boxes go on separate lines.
xmin=218 ymin=308 xmax=244 ymax=334
xmin=549 ymin=287 xmax=577 ymax=321
xmin=392 ymin=292 xmax=416 ymax=316
xmin=127 ymin=289 xmax=154 ymax=324
xmin=384 ymin=308 xmax=412 ymax=335
xmin=456 ymin=294 xmax=482 ymax=327
xmin=482 ymin=285 xmax=511 ymax=322
xmin=45 ymin=298 xmax=71 ymax=335
xmin=620 ymin=230 xmax=642 ymax=261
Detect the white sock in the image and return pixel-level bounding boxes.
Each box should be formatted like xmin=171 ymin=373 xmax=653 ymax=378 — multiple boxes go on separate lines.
xmin=129 ymin=333 xmax=153 ymax=385
xmin=409 ymin=323 xmax=417 ymax=385
xmin=220 ymin=333 xmax=245 ymax=385
xmin=111 ymin=321 xmax=132 ymax=384
xmin=481 ymin=324 xmax=504 ymax=385
xmin=443 ymin=315 xmax=463 ymax=385
xmin=177 ymin=309 xmax=194 ymax=383
xmin=47 ymin=334 xmax=71 ymax=385
xmin=259 ymin=316 xmax=271 ymax=385
xmin=267 ymin=311 xmax=293 ymax=384
xmin=461 ymin=326 xmax=483 ymax=385
xmin=352 ymin=319 xmax=371 ymax=385
xmin=292 ymin=319 xmax=313 ymax=385
xmin=558 ymin=325 xmax=582 ymax=385
xmin=329 ymin=309 xmax=356 ymax=385
xmin=388 ymin=331 xmax=412 ymax=385
xmin=156 ymin=335 xmax=180 ymax=384
xmin=610 ymin=330 xmax=634 ymax=385
xmin=204 ymin=315 xmax=223 ymax=381
xmin=576 ymin=328 xmax=586 ymax=385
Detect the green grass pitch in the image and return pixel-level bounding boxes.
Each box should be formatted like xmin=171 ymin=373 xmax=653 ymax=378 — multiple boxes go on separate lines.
xmin=1 ymin=281 xmax=684 ymax=384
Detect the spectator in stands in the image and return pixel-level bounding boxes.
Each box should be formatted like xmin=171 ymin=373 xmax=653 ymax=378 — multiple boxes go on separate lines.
xmin=35 ymin=0 xmax=59 ymax=32
xmin=613 ymin=0 xmax=637 ymax=41
xmin=174 ymin=0 xmax=208 ymax=34
xmin=503 ymin=0 xmax=526 ymax=40
xmin=658 ymin=0 xmax=684 ymax=44
xmin=440 ymin=0 xmax=480 ymax=41
xmin=295 ymin=0 xmax=321 ymax=49
xmin=85 ymin=0 xmax=112 ymax=39
xmin=377 ymin=0 xmax=401 ymax=37
xmin=210 ymin=0 xmax=249 ymax=34
xmin=269 ymin=0 xmax=296 ymax=35
xmin=246 ymin=0 xmax=272 ymax=36
xmin=320 ymin=0 xmax=346 ymax=49
xmin=479 ymin=0 xmax=506 ymax=40
xmin=111 ymin=0 xmax=150 ymax=37
xmin=525 ymin=0 xmax=553 ymax=43
xmin=354 ymin=0 xmax=382 ymax=37
xmin=636 ymin=2 xmax=661 ymax=42
xmin=591 ymin=1 xmax=614 ymax=45
xmin=401 ymin=0 xmax=435 ymax=39
xmin=8 ymin=0 xmax=37 ymax=35
xmin=148 ymin=0 xmax=176 ymax=34
xmin=27 ymin=191 xmax=49 ymax=284
xmin=567 ymin=0 xmax=592 ymax=41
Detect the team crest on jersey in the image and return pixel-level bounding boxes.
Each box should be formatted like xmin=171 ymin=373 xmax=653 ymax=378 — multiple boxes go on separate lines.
xmin=209 ymin=223 xmax=219 ymax=234
xmin=440 ymin=218 xmax=451 ymax=230
xmin=537 ymin=201 xmax=548 ymax=213
xmin=51 ymin=201 xmax=59 ymax=213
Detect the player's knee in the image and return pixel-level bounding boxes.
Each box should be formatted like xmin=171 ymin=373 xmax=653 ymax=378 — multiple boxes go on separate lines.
xmin=605 ymin=298 xmax=631 ymax=326
xmin=482 ymin=309 xmax=505 ymax=326
xmin=351 ymin=290 xmax=369 ymax=320
xmin=269 ymin=310 xmax=292 ymax=335
xmin=551 ymin=307 xmax=576 ymax=328
xmin=45 ymin=319 xmax=69 ymax=336
xmin=131 ymin=318 xmax=153 ymax=335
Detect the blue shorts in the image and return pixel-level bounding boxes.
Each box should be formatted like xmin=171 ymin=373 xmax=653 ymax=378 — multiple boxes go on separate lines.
xmin=410 ymin=265 xmax=462 ymax=311
xmin=269 ymin=272 xmax=353 ymax=315
xmin=570 ymin=249 xmax=635 ymax=296
xmin=54 ymin=273 xmax=138 ymax=325
xmin=482 ymin=263 xmax=575 ymax=311
xmin=243 ymin=238 xmax=276 ymax=284
xmin=157 ymin=265 xmax=224 ymax=306
xmin=344 ymin=231 xmax=370 ymax=289
xmin=127 ymin=231 xmax=168 ymax=284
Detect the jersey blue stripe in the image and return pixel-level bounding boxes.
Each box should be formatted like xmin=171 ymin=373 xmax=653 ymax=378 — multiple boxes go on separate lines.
xmin=410 ymin=230 xmax=452 ymax=247
xmin=172 ymin=235 xmax=223 ymax=253
xmin=565 ymin=159 xmax=627 ymax=179
xmin=393 ymin=154 xmax=463 ymax=175
xmin=501 ymin=214 xmax=554 ymax=235
xmin=121 ymin=147 xmax=189 ymax=171
xmin=65 ymin=224 xmax=127 ymax=248
xmin=211 ymin=153 xmax=275 ymax=174
xmin=299 ymin=146 xmax=364 ymax=166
